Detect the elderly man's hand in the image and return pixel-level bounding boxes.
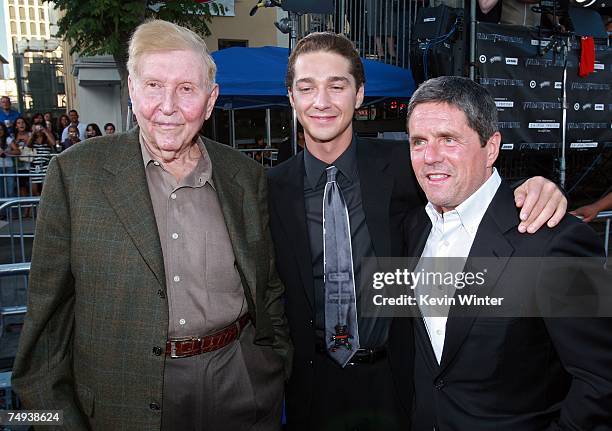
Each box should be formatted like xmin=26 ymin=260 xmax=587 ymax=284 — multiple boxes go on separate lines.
xmin=514 ymin=176 xmax=566 ymax=233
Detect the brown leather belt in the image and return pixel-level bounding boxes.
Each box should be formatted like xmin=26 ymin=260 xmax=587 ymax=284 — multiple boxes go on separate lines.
xmin=166 ymin=314 xmax=251 ymax=358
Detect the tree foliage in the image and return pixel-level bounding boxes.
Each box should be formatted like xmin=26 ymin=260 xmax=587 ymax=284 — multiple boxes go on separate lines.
xmin=49 ymin=0 xmax=224 ymax=128
xmin=51 ymin=0 xmax=224 ymax=60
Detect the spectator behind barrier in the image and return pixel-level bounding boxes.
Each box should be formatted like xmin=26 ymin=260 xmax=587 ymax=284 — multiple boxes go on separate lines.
xmin=104 ymin=122 xmax=116 ymax=134
xmin=0 ymin=96 xmax=21 ymax=136
xmin=85 ymin=123 xmax=102 ymax=139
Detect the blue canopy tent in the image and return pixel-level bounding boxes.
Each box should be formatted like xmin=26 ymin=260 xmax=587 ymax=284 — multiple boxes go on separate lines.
xmin=211 ymin=46 xmax=416 ymax=148
xmin=212 ymin=46 xmax=416 ymax=109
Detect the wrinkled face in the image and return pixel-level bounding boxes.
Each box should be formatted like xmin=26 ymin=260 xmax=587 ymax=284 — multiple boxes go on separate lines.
xmin=69 ymin=111 xmax=79 ymax=123
xmin=105 ymin=125 xmax=115 ymax=134
xmin=408 ymin=102 xmax=500 ymax=213
xmin=289 ymin=51 xmax=363 ymax=149
xmin=15 ymin=118 xmax=25 ymax=132
xmin=128 ymin=49 xmax=218 ymax=156
xmin=1 ymin=97 xmax=10 ymax=111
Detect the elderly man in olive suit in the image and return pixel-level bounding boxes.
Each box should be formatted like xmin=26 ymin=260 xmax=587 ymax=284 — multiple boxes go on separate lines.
xmin=13 ymin=20 xmax=291 ymax=431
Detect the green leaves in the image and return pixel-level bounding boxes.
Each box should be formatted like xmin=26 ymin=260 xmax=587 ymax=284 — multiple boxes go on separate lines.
xmin=49 ymin=0 xmax=220 ymax=58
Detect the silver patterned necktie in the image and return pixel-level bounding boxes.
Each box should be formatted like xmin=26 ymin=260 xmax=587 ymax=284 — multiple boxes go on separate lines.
xmin=323 ymin=165 xmax=360 ymax=367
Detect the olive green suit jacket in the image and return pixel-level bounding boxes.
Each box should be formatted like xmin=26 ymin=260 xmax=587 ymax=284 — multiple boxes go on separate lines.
xmin=12 ymin=128 xmax=292 ymax=430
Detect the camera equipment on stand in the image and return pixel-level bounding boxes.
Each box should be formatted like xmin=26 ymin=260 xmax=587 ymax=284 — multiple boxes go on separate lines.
xmin=411 ymin=5 xmax=465 ymax=84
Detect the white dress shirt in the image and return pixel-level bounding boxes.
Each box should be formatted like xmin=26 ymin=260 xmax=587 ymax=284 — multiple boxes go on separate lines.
xmin=418 ymin=168 xmax=502 ymax=364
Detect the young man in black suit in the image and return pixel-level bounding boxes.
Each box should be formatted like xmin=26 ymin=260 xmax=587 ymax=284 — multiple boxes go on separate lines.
xmin=267 ymin=33 xmax=568 ymax=430
xmin=406 ymin=76 xmax=612 ymax=430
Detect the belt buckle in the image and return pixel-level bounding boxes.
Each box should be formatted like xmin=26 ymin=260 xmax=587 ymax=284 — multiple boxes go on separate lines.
xmin=169 ymin=336 xmax=201 ymax=358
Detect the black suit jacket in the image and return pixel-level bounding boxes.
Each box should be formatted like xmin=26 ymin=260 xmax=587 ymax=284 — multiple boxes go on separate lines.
xmin=406 ymin=181 xmax=612 ymax=431
xmin=268 ymin=136 xmax=424 ymax=426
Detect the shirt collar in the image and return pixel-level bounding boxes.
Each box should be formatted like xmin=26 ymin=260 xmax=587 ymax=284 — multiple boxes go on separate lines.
xmin=140 ymin=133 xmax=214 ymax=189
xmin=425 ymin=168 xmax=502 ymax=238
xmin=303 ymin=135 xmax=358 ymax=190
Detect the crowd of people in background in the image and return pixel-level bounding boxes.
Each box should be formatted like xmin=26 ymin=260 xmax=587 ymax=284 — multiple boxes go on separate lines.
xmin=0 ymin=95 xmax=116 ymax=201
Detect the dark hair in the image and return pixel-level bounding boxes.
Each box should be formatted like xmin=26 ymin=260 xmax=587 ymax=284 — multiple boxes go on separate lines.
xmin=0 ymin=123 xmax=8 ymax=149
xmin=29 ymin=129 xmax=49 ymax=147
xmin=14 ymin=116 xmax=30 ymax=133
xmin=104 ymin=122 xmax=115 ymax=131
xmin=86 ymin=123 xmax=102 ymax=137
xmin=59 ymin=114 xmax=70 ymax=128
xmin=285 ymin=32 xmax=365 ymax=90
xmin=32 ymin=112 xmax=44 ymax=124
xmin=68 ymin=109 xmax=78 ymax=115
xmin=406 ymin=76 xmax=498 ymax=147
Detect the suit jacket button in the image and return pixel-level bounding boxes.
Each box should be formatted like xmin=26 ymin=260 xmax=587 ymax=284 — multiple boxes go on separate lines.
xmin=149 ymin=402 xmax=160 ymax=411
xmin=435 ymin=379 xmax=445 ymax=389
xmin=152 ymin=346 xmax=162 ymax=356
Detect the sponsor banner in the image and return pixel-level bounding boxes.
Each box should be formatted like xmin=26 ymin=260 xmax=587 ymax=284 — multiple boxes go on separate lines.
xmin=476 ymin=22 xmax=612 ymax=146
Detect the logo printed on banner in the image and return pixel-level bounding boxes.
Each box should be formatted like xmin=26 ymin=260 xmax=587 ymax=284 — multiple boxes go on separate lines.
xmin=424 ymin=17 xmax=436 ymax=22
xmin=477 ymin=33 xmax=523 ymax=44
xmin=501 ymin=143 xmax=514 ymax=150
xmin=523 ymin=102 xmax=562 ymax=110
xmin=529 ymin=122 xmax=560 ymax=129
xmin=496 ymin=100 xmax=514 ymax=108
xmin=529 ymin=80 xmax=537 ymax=89
xmin=539 ymin=81 xmax=551 ymax=88
xmin=595 ymin=104 xmax=604 ymax=111
xmin=574 ymin=103 xmax=580 ymax=110
xmin=594 ymin=63 xmax=604 ymax=70
xmin=571 ymin=83 xmax=610 ymax=91
xmin=505 ymin=57 xmax=518 ymax=65
xmin=490 ymin=56 xmax=503 ymax=63
xmin=554 ymin=82 xmax=562 ymax=89
xmin=480 ymin=78 xmax=524 ymax=87
xmin=498 ymin=122 xmax=521 ymax=129
xmin=531 ymin=39 xmax=551 ymax=47
xmin=570 ymin=142 xmax=598 ymax=148
xmin=582 ymin=103 xmax=593 ymax=110
xmin=568 ymin=122 xmax=609 ymax=129
xmin=479 ymin=55 xmax=487 ymax=63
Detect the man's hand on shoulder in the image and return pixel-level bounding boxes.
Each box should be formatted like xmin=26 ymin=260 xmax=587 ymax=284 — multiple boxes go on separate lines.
xmin=514 ymin=176 xmax=567 ymax=233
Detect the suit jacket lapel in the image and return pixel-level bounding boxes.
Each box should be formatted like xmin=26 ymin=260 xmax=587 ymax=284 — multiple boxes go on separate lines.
xmin=102 ymin=127 xmax=165 ymax=287
xmin=205 ymin=139 xmax=256 ymax=301
xmin=438 ymin=182 xmax=517 ymax=375
xmin=357 ymin=138 xmax=395 ymax=257
xmin=273 ymin=153 xmax=315 ymax=308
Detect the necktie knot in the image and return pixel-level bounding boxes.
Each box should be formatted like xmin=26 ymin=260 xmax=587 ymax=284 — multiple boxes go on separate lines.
xmin=326 ymin=165 xmax=338 ymax=182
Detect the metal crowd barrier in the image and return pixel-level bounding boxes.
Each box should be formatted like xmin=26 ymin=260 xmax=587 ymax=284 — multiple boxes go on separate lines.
xmin=593 ymin=210 xmax=612 ymax=258
xmin=237 ymin=148 xmax=279 ymax=168
xmin=0 ymin=198 xmax=41 ymax=264
xmin=0 ymin=263 xmax=29 ymax=338
xmin=0 ymin=154 xmax=53 ymax=200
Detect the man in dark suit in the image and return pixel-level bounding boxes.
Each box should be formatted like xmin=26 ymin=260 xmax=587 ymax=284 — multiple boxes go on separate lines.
xmin=406 ymin=76 xmax=612 ymax=430
xmin=268 ymin=32 xmax=569 ymax=430
xmin=12 ymin=20 xmax=291 ymax=430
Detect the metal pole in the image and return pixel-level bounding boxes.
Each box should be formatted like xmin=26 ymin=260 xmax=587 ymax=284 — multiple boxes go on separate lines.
xmin=560 ymin=40 xmax=569 ymax=188
xmin=230 ymin=109 xmax=236 ymax=148
xmin=469 ymin=0 xmax=476 ymax=79
xmin=266 ymin=108 xmax=272 ymax=147
xmin=338 ymin=0 xmax=346 ymax=34
xmin=290 ymin=11 xmax=299 ymax=156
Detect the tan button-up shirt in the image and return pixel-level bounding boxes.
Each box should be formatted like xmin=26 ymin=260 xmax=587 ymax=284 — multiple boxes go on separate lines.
xmin=141 ymin=136 xmax=246 ymax=338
